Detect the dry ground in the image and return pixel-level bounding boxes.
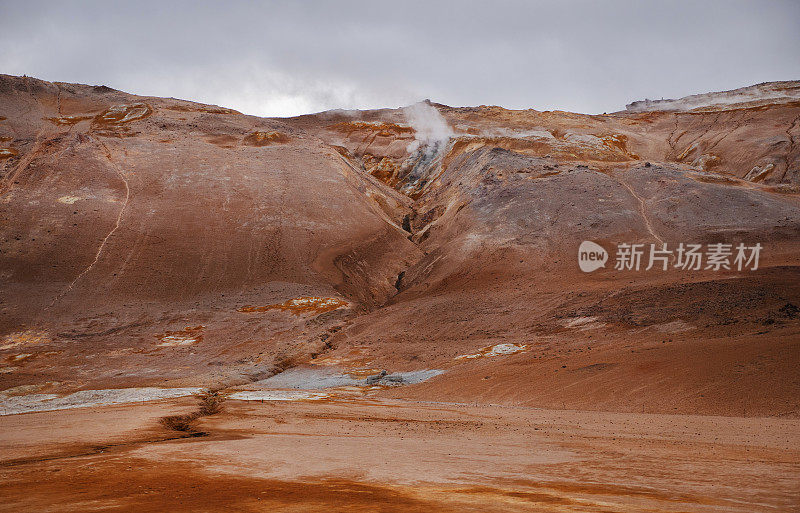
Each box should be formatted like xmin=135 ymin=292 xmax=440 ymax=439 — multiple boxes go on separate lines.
xmin=0 ymin=396 xmax=798 ymax=512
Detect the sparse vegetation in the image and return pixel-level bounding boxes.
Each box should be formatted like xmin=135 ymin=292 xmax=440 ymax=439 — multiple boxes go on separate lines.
xmin=159 ymin=414 xmax=196 ymax=432
xmin=197 ymin=389 xmax=224 ymax=416
xmin=158 ymin=389 xmax=225 ymax=433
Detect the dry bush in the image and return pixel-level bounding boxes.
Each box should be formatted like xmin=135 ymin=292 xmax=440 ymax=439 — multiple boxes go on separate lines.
xmin=159 ymin=414 xmax=197 ymax=432
xmin=159 ymin=389 xmax=225 ymax=433
xmin=197 ymin=390 xmax=224 ymax=416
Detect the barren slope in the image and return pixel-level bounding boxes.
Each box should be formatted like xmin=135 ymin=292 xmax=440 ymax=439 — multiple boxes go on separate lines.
xmin=0 ymin=75 xmax=420 ymax=390
xmin=1 ymin=76 xmax=799 ymax=416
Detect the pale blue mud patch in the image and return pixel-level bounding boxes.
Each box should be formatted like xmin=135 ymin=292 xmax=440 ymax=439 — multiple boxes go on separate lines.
xmin=227 ymin=390 xmax=329 ymax=401
xmin=0 ymin=387 xmax=203 ymax=415
xmin=255 ymin=366 xmax=444 ymax=390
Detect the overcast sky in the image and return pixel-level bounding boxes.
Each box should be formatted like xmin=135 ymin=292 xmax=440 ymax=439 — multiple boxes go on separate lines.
xmin=2 ymin=0 xmax=799 ymax=117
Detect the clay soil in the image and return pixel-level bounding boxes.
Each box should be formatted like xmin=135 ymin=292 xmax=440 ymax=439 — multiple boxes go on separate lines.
xmin=1 ymin=396 xmax=798 ymax=512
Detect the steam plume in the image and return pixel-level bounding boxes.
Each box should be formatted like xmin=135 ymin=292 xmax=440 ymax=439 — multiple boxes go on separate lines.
xmin=403 ymin=101 xmax=453 ymax=152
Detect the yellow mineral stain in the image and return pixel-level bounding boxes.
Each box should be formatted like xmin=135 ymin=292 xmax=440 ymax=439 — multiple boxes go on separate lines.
xmin=242 ymin=131 xmax=290 ymax=146
xmin=155 ymin=326 xmax=205 ymax=347
xmin=93 ymin=103 xmax=153 ymax=126
xmin=47 ymin=115 xmax=94 ymax=125
xmin=600 ymin=134 xmax=639 ymax=159
xmin=0 ymin=330 xmax=50 ymax=351
xmin=167 ymin=105 xmax=239 ymax=115
xmin=0 ymin=148 xmax=19 ymax=159
xmin=238 ymin=297 xmax=348 ymax=316
xmin=328 ymin=121 xmax=415 ymax=137
xmin=455 ymin=343 xmax=527 ymax=360
xmin=58 ymin=195 xmax=83 ymax=204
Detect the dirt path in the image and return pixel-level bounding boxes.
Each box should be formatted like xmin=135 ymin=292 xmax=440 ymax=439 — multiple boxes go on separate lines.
xmin=617 ymin=176 xmax=665 ymax=244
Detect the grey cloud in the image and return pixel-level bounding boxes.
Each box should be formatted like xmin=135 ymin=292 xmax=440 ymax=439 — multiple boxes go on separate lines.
xmin=1 ymin=0 xmax=798 ymax=116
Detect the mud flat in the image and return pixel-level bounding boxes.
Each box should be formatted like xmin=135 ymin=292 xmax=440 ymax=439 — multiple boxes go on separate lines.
xmin=0 ymin=395 xmax=797 ymax=512
xmin=252 ymin=365 xmax=445 ymax=389
xmin=0 ymin=387 xmax=203 ymax=415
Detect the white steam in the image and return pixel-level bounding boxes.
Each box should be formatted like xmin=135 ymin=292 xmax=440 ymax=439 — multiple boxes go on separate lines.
xmin=403 ymin=102 xmax=453 ymax=152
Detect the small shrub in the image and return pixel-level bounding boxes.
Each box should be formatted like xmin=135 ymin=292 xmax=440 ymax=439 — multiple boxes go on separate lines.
xmin=197 ymin=390 xmax=224 ymax=416
xmin=159 ymin=414 xmax=197 ymax=432
xmin=159 ymin=390 xmax=225 ymax=433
